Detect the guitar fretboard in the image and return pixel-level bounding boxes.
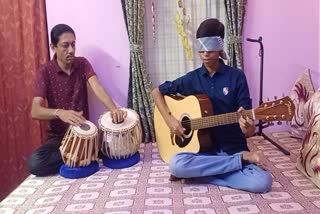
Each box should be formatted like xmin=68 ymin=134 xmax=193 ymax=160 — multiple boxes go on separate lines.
xmin=188 ymin=110 xmax=253 ymax=130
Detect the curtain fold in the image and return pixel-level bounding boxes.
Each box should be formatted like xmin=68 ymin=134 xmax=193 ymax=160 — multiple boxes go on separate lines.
xmin=0 ymin=0 xmax=48 ymax=200
xmin=224 ymin=0 xmax=247 ymax=69
xmin=121 ymin=0 xmax=155 ymax=143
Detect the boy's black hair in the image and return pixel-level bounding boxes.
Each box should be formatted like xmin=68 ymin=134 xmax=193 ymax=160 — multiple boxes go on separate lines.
xmin=196 ymin=18 xmax=225 ymax=39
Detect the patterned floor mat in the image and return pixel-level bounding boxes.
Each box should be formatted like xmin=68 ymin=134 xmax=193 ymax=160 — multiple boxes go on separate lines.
xmin=1 ymin=131 xmax=320 ymax=214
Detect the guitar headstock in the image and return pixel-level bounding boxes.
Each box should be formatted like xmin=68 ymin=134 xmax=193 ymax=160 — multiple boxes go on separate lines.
xmin=254 ymin=96 xmax=295 ymax=121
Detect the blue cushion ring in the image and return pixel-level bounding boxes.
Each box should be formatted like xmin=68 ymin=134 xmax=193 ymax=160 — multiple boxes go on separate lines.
xmin=60 ymin=161 xmax=99 ymax=179
xmin=103 ymin=151 xmax=140 ymax=169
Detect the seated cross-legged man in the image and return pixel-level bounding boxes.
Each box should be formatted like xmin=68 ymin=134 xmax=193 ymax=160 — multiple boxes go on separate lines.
xmin=152 ymin=18 xmax=272 ymax=193
xmin=28 ymin=24 xmax=126 ymax=176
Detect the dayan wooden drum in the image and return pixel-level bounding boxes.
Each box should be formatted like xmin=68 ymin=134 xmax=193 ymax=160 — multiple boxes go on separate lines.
xmin=98 ymin=108 xmax=142 ymax=169
xmin=59 ymin=120 xmax=99 ymax=178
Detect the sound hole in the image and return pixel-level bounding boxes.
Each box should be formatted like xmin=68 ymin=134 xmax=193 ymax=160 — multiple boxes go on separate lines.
xmin=80 ymin=123 xmax=90 ymax=131
xmin=181 ymin=116 xmax=191 ymax=135
xmin=175 ymin=115 xmax=193 ymax=148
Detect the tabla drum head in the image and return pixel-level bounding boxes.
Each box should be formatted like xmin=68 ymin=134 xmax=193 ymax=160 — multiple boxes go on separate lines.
xmin=73 ymin=120 xmax=97 ymax=136
xmin=99 ymin=108 xmax=138 ymax=131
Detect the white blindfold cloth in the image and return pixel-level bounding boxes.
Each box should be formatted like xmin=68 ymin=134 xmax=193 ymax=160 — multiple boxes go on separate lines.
xmin=196 ymin=36 xmax=228 ymax=60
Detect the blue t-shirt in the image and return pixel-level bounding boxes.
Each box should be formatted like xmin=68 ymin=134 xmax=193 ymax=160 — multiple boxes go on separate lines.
xmin=158 ymin=60 xmax=252 ymax=154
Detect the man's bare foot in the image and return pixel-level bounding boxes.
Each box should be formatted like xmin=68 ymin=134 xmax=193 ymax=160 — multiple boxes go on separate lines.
xmin=241 ymin=151 xmax=264 ymax=165
xmin=169 ymin=174 xmax=183 ymax=181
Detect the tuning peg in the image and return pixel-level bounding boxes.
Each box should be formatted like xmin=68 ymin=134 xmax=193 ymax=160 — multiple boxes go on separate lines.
xmin=282 ymin=93 xmax=286 ymax=97
xmin=274 ymin=96 xmax=278 ymax=100
xmin=277 ymin=121 xmax=282 ymax=125
xmin=269 ymin=122 xmax=274 ymax=126
xmin=267 ymin=97 xmax=270 ymax=101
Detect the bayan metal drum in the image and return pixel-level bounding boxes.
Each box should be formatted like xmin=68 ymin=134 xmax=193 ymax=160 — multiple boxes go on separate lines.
xmin=99 ymin=108 xmax=142 ymax=169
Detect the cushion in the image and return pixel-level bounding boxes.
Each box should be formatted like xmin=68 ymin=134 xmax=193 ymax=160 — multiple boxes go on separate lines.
xmin=289 ymin=69 xmax=314 ymax=139
xmin=60 ymin=161 xmax=99 ymax=179
xmin=103 ymin=151 xmax=140 ymax=169
xmin=304 ymin=87 xmax=320 ymax=126
xmin=296 ymin=113 xmax=320 ymax=188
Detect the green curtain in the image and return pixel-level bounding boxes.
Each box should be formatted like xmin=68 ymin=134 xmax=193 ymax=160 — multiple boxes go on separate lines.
xmin=121 ymin=0 xmax=155 ymax=143
xmin=224 ymin=0 xmax=247 ymax=69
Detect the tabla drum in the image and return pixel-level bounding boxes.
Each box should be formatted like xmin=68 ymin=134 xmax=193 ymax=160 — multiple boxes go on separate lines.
xmin=59 ymin=120 xmax=99 ymax=178
xmin=99 ymin=108 xmax=142 ymax=169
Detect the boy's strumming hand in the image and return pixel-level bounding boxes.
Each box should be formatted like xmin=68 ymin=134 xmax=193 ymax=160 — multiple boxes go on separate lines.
xmin=167 ymin=116 xmax=185 ymax=138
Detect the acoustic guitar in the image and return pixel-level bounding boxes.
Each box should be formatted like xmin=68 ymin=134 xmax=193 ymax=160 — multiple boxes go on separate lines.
xmin=154 ymin=94 xmax=295 ymax=163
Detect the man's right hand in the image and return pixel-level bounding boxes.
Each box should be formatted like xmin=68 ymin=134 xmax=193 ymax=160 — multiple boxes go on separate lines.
xmin=167 ymin=115 xmax=185 ymax=138
xmin=56 ymin=109 xmax=86 ymax=126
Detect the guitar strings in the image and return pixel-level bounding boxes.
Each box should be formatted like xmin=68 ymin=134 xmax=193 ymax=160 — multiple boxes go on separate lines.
xmin=180 ymin=110 xmax=252 ymax=129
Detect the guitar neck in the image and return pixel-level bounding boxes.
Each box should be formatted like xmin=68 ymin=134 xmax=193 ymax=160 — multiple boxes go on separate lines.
xmin=190 ymin=109 xmax=254 ymax=130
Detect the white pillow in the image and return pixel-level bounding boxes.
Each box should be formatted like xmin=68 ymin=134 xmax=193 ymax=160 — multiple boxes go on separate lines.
xmin=304 ymin=87 xmax=320 ymax=127
xmin=290 ymin=69 xmax=314 ymax=139
xmin=296 ymin=113 xmax=320 ymax=188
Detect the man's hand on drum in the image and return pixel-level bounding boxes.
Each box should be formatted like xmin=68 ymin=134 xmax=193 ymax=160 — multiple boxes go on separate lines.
xmin=111 ymin=108 xmax=127 ymax=124
xmin=56 ymin=110 xmax=86 ymax=126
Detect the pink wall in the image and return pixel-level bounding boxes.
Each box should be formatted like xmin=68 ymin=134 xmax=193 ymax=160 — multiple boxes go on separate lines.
xmin=243 ymin=0 xmax=319 ymax=131
xmin=45 ymin=0 xmax=130 ymax=124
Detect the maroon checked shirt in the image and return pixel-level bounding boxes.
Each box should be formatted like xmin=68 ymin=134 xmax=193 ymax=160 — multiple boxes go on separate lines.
xmin=33 ymin=55 xmax=96 ymax=137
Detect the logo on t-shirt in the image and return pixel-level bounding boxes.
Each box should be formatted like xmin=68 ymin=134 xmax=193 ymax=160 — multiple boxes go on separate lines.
xmin=223 ymin=87 xmax=229 ymax=95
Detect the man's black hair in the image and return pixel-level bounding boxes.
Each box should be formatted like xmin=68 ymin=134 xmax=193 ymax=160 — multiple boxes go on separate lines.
xmin=50 ymin=24 xmax=76 ymax=46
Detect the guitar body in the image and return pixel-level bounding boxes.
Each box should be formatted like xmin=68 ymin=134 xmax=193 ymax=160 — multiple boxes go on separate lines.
xmin=154 ymin=94 xmax=295 ymax=163
xmin=154 ymin=95 xmax=214 ymax=163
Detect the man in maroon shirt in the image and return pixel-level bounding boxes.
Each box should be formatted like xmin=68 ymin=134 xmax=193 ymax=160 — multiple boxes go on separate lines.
xmin=29 ymin=24 xmax=126 ymax=176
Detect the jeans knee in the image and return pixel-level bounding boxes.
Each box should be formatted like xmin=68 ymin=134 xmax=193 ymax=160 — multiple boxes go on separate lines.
xmin=169 ymin=154 xmax=188 ymax=177
xmin=28 ymin=152 xmax=42 ymax=176
xmin=248 ymin=171 xmax=273 ymax=193
xmin=28 ymin=151 xmax=61 ymax=176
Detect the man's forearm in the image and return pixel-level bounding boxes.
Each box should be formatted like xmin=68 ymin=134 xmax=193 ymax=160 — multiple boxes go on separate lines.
xmin=93 ymin=83 xmax=118 ymax=111
xmin=151 ymin=87 xmax=171 ymax=123
xmin=31 ymin=105 xmax=59 ymax=120
xmin=88 ymin=76 xmax=119 ymax=112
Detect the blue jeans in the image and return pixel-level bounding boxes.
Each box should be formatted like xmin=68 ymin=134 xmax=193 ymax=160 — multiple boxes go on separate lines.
xmin=169 ymin=152 xmax=272 ymax=193
xmin=28 ymin=137 xmax=63 ymax=176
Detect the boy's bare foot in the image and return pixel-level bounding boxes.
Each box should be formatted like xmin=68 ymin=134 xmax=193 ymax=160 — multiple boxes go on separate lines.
xmin=169 ymin=174 xmax=183 ymax=181
xmin=241 ymin=151 xmax=264 ymax=166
